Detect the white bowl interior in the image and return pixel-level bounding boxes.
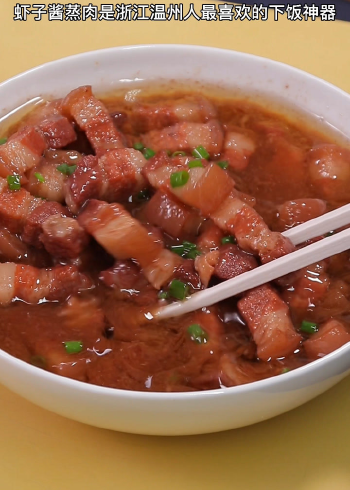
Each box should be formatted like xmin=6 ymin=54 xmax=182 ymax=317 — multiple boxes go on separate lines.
xmin=0 ymin=45 xmax=350 ymax=435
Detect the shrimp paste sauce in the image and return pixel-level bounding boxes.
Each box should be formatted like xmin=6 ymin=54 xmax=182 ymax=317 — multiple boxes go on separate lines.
xmin=0 ymin=84 xmax=349 ymax=392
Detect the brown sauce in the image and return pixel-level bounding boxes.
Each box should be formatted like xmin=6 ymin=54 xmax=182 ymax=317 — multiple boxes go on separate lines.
xmin=0 ymin=87 xmax=350 ymax=392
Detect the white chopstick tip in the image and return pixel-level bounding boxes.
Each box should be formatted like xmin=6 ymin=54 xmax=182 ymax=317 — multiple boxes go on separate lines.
xmin=156 ymin=226 xmax=350 ymax=320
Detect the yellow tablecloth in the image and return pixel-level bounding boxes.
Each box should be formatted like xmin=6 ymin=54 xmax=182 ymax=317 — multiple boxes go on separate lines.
xmin=1 ymin=1 xmax=350 ymax=488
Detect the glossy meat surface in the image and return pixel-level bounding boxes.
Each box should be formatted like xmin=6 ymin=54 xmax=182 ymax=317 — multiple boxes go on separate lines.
xmin=0 ymin=86 xmax=349 ymax=392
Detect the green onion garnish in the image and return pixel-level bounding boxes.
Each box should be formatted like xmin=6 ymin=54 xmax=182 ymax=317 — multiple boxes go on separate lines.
xmin=168 ymin=279 xmax=189 ymax=300
xmin=170 ymin=241 xmax=201 ymax=259
xmin=216 ymin=160 xmax=229 ymax=170
xmin=0 ymin=137 xmax=7 ymax=145
xmin=186 ymin=248 xmax=201 ymax=259
xmin=172 ymin=151 xmax=187 ymax=157
xmin=57 ymin=163 xmax=77 ymax=176
xmin=192 ymin=145 xmax=209 ymax=160
xmin=170 ymin=245 xmax=186 ymax=256
xmin=7 ymin=175 xmax=21 ymax=191
xmin=325 ymin=230 xmax=335 ymax=237
xmin=34 ymin=172 xmax=45 ymax=183
xmin=143 ymin=148 xmax=156 ymax=160
xmin=158 ymin=291 xmax=168 ymax=300
xmin=64 ymin=340 xmax=83 ymax=354
xmin=30 ymin=355 xmax=46 ymax=369
xmin=136 ymin=188 xmax=151 ymax=201
xmin=133 ymin=142 xmax=144 ymax=151
xmin=188 ymin=159 xmax=203 ymax=169
xmin=187 ymin=324 xmax=208 ymax=344
xmin=221 ymin=236 xmax=236 ymax=245
xmin=170 ymin=170 xmax=189 ymax=188
xmin=300 ymin=321 xmax=318 ymax=334
xmin=281 ymin=367 xmax=290 ymax=374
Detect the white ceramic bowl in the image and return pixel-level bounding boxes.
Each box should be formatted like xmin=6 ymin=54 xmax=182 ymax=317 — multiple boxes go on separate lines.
xmin=1 ymin=45 xmax=350 ymax=436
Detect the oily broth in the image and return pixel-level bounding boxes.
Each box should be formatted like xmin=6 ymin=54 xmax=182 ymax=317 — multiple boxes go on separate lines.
xmin=0 ymin=84 xmax=349 ymax=391
xmin=101 ymin=84 xmax=346 ymax=224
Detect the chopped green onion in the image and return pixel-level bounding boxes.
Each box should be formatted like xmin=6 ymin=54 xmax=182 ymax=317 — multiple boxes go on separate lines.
xmin=170 ymin=241 xmax=201 ymax=259
xmin=7 ymin=175 xmax=21 ymax=191
xmin=192 ymin=145 xmax=209 ymax=160
xmin=170 ymin=245 xmax=186 ymax=257
xmin=187 ymin=324 xmax=208 ymax=344
xmin=170 ymin=170 xmax=189 ymax=188
xmin=221 ymin=236 xmax=236 ymax=245
xmin=34 ymin=172 xmax=45 ymax=183
xmin=30 ymin=355 xmax=46 ymax=369
xmin=133 ymin=142 xmax=144 ymax=151
xmin=136 ymin=188 xmax=151 ymax=201
xmin=216 ymin=160 xmax=229 ymax=170
xmin=64 ymin=340 xmax=83 ymax=354
xmin=186 ymin=248 xmax=201 ymax=259
xmin=57 ymin=163 xmax=77 ymax=176
xmin=188 ymin=159 xmax=203 ymax=169
xmin=182 ymin=240 xmax=197 ymax=249
xmin=172 ymin=151 xmax=187 ymax=157
xmin=0 ymin=137 xmax=7 ymax=145
xmin=325 ymin=230 xmax=335 ymax=237
xmin=168 ymin=279 xmax=189 ymax=301
xmin=281 ymin=367 xmax=290 ymax=374
xmin=158 ymin=291 xmax=168 ymax=300
xmin=143 ymin=148 xmax=156 ymax=160
xmin=300 ymin=321 xmax=318 ymax=334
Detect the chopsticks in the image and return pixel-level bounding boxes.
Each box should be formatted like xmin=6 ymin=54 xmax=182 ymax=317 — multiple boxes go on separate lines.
xmin=155 ymin=204 xmax=350 ymax=319
xmin=282 ymin=203 xmax=350 ymax=245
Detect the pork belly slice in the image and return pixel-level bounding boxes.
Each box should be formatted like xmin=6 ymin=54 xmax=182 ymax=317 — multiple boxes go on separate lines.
xmin=65 ymin=149 xmax=147 ymax=213
xmin=141 ymin=120 xmax=224 ymax=156
xmin=143 ymin=190 xmax=202 ymax=239
xmin=214 ymin=244 xmax=258 ymax=280
xmin=38 ymin=114 xmax=77 ymax=149
xmin=277 ymin=198 xmax=327 ymax=230
xmin=210 ymin=193 xmax=295 ymax=262
xmin=21 ymin=201 xmax=69 ymax=249
xmin=0 ymin=127 xmax=47 ymax=177
xmin=0 ymin=186 xmax=42 ymax=233
xmin=0 ymin=262 xmax=92 ymax=306
xmin=78 ymin=200 xmax=182 ymax=289
xmin=142 ymin=151 xmax=188 ymax=189
xmin=170 ymin=163 xmax=234 ymax=216
xmin=0 ymin=180 xmax=88 ymax=260
xmin=0 ymin=227 xmax=48 ymax=267
xmin=283 ymin=261 xmax=329 ymax=311
xmin=304 ymin=319 xmax=350 ymax=359
xmin=195 ymin=244 xmax=258 ymax=290
xmin=129 ymin=95 xmax=217 ymax=132
xmin=222 ymin=131 xmax=255 ymax=171
xmin=238 ymin=285 xmax=302 ymax=361
xmin=41 ymin=215 xmax=89 ymax=259
xmin=26 ymin=150 xmax=81 ymax=203
xmin=196 ymin=221 xmax=223 ymax=253
xmin=194 ymin=251 xmax=220 ymax=288
xmin=17 ymin=99 xmax=77 ymax=149
xmin=62 ymin=85 xmax=124 ymax=155
xmin=231 ymin=204 xmax=295 ymax=263
xmin=21 ymin=200 xmax=88 ymax=259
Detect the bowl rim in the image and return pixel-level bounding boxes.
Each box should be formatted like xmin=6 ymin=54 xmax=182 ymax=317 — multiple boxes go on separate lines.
xmin=1 ymin=43 xmax=349 ymax=100
xmin=1 ymin=43 xmax=350 ymax=401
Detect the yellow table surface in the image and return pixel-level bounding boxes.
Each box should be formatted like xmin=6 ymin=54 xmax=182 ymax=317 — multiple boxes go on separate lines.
xmin=1 ymin=1 xmax=350 ymax=488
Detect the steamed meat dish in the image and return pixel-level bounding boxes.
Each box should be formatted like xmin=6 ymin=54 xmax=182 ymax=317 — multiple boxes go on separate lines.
xmin=0 ymin=85 xmax=349 ymax=392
